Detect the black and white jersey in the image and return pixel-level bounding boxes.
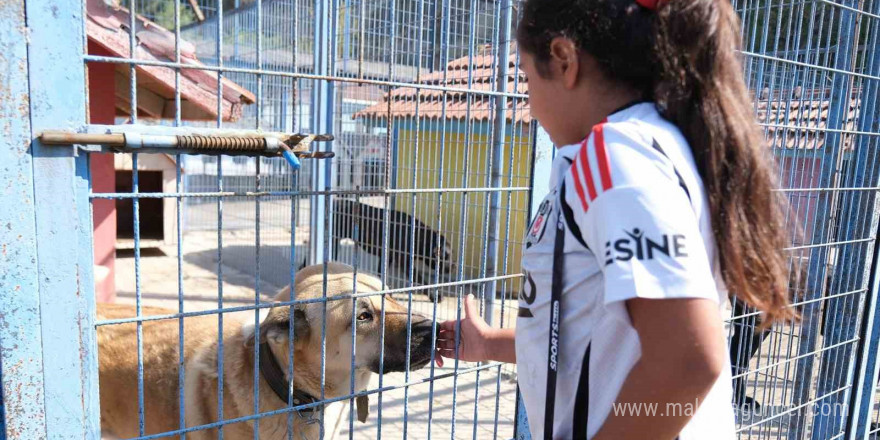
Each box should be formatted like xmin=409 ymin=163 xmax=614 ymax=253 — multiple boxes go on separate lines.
xmin=517 ymin=102 xmax=735 ymax=439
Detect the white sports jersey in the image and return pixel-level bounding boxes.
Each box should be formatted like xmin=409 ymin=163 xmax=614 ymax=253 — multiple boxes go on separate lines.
xmin=517 ymin=102 xmax=735 ymax=439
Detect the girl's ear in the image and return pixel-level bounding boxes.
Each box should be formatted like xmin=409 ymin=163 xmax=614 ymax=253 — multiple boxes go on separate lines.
xmin=548 ymin=36 xmax=581 ymax=89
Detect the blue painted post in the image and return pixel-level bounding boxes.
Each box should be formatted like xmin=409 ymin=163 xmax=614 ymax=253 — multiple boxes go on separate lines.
xmin=845 ymin=2 xmax=880 ymax=437
xmin=0 ymin=1 xmax=47 ymax=437
xmin=0 ymin=0 xmax=101 ymax=438
xmin=483 ymin=0 xmax=514 ymax=330
xmin=849 ymin=223 xmax=880 ymax=440
xmin=310 ymin=0 xmax=334 ymax=263
xmin=789 ymin=2 xmax=862 ymax=438
xmin=390 ymin=125 xmax=399 ymax=211
xmin=0 ymin=359 xmax=5 ymax=439
xmin=514 ymin=386 xmax=531 ymax=440
xmin=25 ymin=0 xmax=100 ymax=437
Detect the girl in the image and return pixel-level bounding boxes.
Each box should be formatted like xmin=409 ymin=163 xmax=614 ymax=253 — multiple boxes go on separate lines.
xmin=435 ymin=0 xmax=794 ymax=438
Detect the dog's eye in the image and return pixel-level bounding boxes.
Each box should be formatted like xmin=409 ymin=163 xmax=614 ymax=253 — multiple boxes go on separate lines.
xmin=357 ymin=311 xmax=373 ymax=322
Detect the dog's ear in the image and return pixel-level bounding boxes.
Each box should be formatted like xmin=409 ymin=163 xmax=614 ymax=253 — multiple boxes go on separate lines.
xmin=243 ymin=306 xmax=310 ymax=348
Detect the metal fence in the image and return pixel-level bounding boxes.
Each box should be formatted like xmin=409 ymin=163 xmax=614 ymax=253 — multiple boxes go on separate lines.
xmin=5 ymin=0 xmax=880 ymax=439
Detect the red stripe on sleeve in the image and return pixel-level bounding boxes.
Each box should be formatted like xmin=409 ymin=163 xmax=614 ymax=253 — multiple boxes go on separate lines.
xmin=593 ymin=123 xmax=613 ymax=191
xmin=578 ymin=141 xmax=598 ymax=201
xmin=570 ymin=160 xmax=589 ymax=212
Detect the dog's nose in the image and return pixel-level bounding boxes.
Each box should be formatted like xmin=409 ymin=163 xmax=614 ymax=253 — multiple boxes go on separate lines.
xmin=412 ymin=315 xmax=433 ymax=331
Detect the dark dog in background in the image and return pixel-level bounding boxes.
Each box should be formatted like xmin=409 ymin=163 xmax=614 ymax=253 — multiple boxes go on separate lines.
xmin=332 ymin=198 xmax=453 ymax=299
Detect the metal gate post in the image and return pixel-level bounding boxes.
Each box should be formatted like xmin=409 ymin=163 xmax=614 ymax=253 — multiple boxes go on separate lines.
xmin=0 ymin=1 xmax=47 ymax=437
xmin=807 ymin=1 xmax=880 ymax=437
xmin=790 ymin=1 xmax=862 ymax=438
xmin=483 ymin=0 xmax=513 ymax=327
xmin=845 ymin=2 xmax=880 ymax=436
xmin=310 ymin=0 xmax=336 ymax=264
xmin=0 ymin=0 xmax=99 ymax=438
xmin=849 ymin=217 xmax=880 ymax=440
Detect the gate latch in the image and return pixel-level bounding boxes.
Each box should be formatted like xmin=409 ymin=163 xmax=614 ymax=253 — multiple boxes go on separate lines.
xmin=39 ymin=131 xmax=335 ymax=171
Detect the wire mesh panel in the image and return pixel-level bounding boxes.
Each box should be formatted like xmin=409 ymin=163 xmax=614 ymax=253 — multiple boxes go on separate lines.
xmin=85 ymin=0 xmax=526 ymax=439
xmin=29 ymin=0 xmax=880 ymax=438
xmin=731 ymin=0 xmax=880 ymax=439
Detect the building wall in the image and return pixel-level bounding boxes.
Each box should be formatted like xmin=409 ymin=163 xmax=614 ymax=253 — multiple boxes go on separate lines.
xmin=88 ymin=41 xmax=117 ymax=303
xmin=777 ymin=155 xmax=823 ymax=247
xmin=392 ymin=126 xmax=533 ymax=295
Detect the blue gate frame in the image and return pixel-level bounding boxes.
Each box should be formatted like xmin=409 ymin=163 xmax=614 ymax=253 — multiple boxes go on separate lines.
xmin=0 ymin=0 xmax=99 ymax=438
xmin=7 ymin=0 xmax=880 ymax=439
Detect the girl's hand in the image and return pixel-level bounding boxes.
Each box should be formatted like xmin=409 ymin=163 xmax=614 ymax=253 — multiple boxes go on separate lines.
xmin=435 ymin=294 xmax=495 ymax=367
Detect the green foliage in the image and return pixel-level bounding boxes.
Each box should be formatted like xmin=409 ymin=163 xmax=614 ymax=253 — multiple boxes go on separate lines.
xmin=121 ymin=0 xmax=197 ymax=30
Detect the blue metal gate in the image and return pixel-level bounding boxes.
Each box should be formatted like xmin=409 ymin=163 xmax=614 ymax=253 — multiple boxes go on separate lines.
xmin=5 ymin=0 xmax=880 ymax=439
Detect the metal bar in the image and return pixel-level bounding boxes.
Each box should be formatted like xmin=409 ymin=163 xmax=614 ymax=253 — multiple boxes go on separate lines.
xmin=38 ymin=130 xmax=332 ymax=158
xmin=39 ymin=130 xmax=333 ymax=146
xmin=783 ymin=236 xmax=875 ymax=251
xmin=376 ymin=0 xmax=397 ymax=436
xmin=214 ymin=0 xmax=225 ymax=438
xmin=24 ymin=0 xmax=99 ymax=437
xmin=90 ymin=187 xmax=531 ymax=199
xmin=95 ymin=273 xmax=523 ymax=322
xmin=845 ymin=1 xmax=880 ymax=436
xmin=819 ymin=0 xmax=880 ymax=20
xmin=75 ymin=124 xmax=334 ymax=141
xmin=134 ymin=150 xmax=145 ymax=438
xmin=401 ymin=0 xmax=427 ymax=435
xmin=109 ymin=361 xmax=507 ymax=440
xmin=172 ymin=0 xmax=187 ymax=437
xmin=0 ymin=0 xmax=47 ymax=436
xmin=310 ymin=0 xmax=334 ymax=267
xmin=431 ymin=0 xmax=452 ymax=436
xmin=514 ymin=386 xmax=531 ymax=440
xmin=788 ymin=0 xmax=856 ymax=439
xmin=481 ymin=0 xmax=513 ymax=377
xmin=792 ymin=2 xmax=865 ymax=437
xmin=851 ymin=225 xmax=880 ymax=440
xmin=82 ymin=54 xmax=530 ymax=99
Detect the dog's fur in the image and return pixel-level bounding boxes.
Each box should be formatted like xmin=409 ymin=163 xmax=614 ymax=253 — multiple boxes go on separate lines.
xmin=98 ymin=263 xmax=434 ymax=439
xmin=333 ymin=198 xmax=453 ymax=292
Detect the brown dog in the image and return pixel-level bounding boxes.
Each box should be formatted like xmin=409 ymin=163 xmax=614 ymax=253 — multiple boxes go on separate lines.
xmin=98 ymin=263 xmax=435 ymax=439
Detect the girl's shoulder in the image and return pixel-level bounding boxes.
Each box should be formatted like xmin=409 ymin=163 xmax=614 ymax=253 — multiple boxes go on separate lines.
xmin=577 ymin=114 xmax=688 ymax=195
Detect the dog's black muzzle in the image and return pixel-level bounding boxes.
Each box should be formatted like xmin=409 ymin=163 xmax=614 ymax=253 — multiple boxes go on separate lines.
xmin=374 ymin=315 xmax=435 ymax=373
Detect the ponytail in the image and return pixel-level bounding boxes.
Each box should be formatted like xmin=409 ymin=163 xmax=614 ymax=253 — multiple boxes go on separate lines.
xmin=517 ymin=0 xmax=796 ymax=325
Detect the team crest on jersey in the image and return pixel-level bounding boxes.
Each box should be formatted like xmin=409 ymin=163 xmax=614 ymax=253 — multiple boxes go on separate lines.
xmin=525 ymin=197 xmax=553 ymax=248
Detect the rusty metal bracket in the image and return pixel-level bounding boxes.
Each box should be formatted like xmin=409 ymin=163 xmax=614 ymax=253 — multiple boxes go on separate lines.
xmin=38 ymin=130 xmax=335 ymax=170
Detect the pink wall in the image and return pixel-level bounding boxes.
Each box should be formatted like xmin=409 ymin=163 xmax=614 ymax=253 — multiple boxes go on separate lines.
xmin=778 ymin=155 xmax=823 ymax=246
xmin=88 ymin=41 xmax=117 ymax=303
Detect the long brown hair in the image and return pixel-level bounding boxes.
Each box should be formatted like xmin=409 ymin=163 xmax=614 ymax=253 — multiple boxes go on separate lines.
xmin=517 ymin=0 xmax=796 ymax=325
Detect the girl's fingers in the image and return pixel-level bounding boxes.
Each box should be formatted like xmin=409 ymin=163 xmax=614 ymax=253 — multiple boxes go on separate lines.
xmin=439 ymin=320 xmax=458 ymax=332
xmin=436 ymin=329 xmax=455 ymax=339
xmin=437 ymin=348 xmax=459 ymax=358
xmin=436 ymin=339 xmax=459 ymax=350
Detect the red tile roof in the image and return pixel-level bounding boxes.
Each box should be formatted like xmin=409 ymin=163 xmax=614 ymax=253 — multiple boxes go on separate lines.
xmin=357 ymin=47 xmax=860 ymax=152
xmin=86 ymin=0 xmax=255 ymax=122
xmin=354 ymin=46 xmax=531 ymax=124
xmin=757 ymin=97 xmax=860 ymax=151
